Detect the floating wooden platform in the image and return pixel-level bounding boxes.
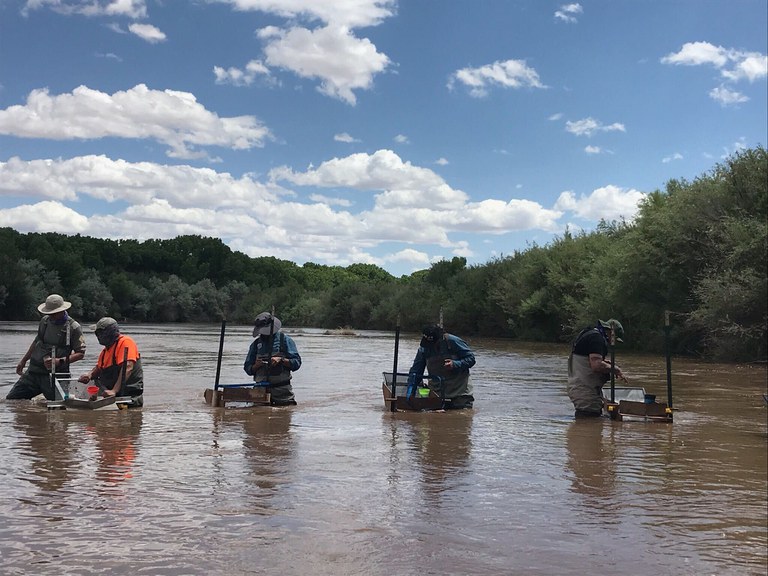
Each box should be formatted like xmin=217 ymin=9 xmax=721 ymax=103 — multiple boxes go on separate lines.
xmin=204 ymin=385 xmax=270 ymax=408
xmin=382 ymin=372 xmax=443 ymax=412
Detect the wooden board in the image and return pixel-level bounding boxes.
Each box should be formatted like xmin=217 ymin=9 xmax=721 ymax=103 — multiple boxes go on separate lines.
xmin=606 ymin=399 xmax=673 ymax=422
xmin=204 ymin=387 xmax=270 ymax=407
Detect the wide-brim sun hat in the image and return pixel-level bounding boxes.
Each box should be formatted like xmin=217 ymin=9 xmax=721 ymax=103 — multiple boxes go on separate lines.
xmin=253 ymin=312 xmax=282 ymax=336
xmin=38 ymin=294 xmax=71 ymax=315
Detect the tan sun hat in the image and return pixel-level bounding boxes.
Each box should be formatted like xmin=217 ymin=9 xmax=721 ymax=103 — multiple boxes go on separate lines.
xmin=37 ymin=294 xmax=71 ymax=315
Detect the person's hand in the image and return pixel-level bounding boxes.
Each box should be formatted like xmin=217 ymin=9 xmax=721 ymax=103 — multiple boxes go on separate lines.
xmin=443 ymin=359 xmax=453 ymax=370
xmin=78 ymin=373 xmax=90 ymax=384
xmin=270 ymin=357 xmax=282 ymax=367
xmin=102 ymin=389 xmax=116 ymax=398
xmin=16 ymin=360 xmax=26 ymax=376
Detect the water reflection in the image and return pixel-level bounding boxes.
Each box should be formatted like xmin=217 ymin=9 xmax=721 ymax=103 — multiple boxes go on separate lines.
xmin=86 ymin=411 xmax=143 ymax=487
xmin=12 ymin=407 xmax=80 ymax=493
xmin=566 ymin=419 xmax=617 ymax=502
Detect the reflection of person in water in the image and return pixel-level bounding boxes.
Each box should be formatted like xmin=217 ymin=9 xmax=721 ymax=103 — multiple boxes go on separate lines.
xmin=565 ymin=419 xmax=617 ymax=506
xmin=11 ymin=407 xmax=79 ymax=492
xmin=86 ymin=410 xmax=143 ymax=486
xmin=217 ymin=409 xmax=295 ymax=499
xmin=406 ymin=412 xmax=474 ymax=498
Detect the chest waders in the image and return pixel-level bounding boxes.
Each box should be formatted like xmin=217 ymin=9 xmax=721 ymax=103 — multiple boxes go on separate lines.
xmin=425 ymin=340 xmax=472 ymax=403
xmin=98 ymin=336 xmax=144 ymax=400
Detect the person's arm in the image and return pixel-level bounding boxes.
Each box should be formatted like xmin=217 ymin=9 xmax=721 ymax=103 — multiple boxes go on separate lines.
xmin=103 ymin=360 xmax=134 ymax=396
xmin=16 ymin=340 xmax=37 ymax=375
xmin=445 ymin=335 xmax=476 ymax=370
xmin=407 ymin=348 xmax=427 ymax=386
xmin=273 ymin=334 xmax=301 ymax=371
xmin=79 ymin=365 xmax=101 ymax=383
xmin=589 ymin=353 xmax=626 ymax=381
xmin=244 ymin=341 xmax=259 ymax=375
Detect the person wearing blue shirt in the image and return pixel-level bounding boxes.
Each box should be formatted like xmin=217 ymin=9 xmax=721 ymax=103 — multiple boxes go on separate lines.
xmin=407 ymin=324 xmax=476 ymax=409
xmin=243 ymin=312 xmax=301 ymax=406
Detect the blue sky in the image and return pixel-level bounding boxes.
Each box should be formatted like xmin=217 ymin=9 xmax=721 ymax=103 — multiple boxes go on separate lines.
xmin=0 ymin=1 xmax=766 ymax=277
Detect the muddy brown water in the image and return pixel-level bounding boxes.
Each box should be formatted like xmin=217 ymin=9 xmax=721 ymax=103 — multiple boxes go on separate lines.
xmin=0 ymin=322 xmax=766 ymax=575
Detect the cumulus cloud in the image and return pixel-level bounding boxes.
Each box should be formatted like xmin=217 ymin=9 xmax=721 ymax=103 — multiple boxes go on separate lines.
xmin=661 ymin=41 xmax=767 ymax=105
xmin=565 ymin=117 xmax=626 ymax=137
xmin=0 ymin=84 xmax=273 ymax=158
xmin=554 ymin=185 xmax=646 ymax=221
xmin=259 ymin=25 xmax=391 ymax=105
xmin=554 ymin=3 xmax=583 ymax=23
xmin=0 ymin=150 xmax=631 ymax=274
xmin=448 ymin=59 xmax=546 ymax=97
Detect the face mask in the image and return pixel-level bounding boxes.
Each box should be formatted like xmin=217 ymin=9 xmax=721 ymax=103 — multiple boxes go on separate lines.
xmin=52 ymin=312 xmax=69 ymax=325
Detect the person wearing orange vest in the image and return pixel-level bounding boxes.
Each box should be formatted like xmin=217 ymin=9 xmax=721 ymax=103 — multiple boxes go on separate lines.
xmin=78 ymin=317 xmax=144 ymax=407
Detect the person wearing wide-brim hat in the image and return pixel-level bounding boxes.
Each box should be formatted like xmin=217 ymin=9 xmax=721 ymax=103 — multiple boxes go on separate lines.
xmin=243 ymin=312 xmax=302 ymax=405
xmin=6 ymin=294 xmax=87 ymax=401
xmin=567 ymin=319 xmax=628 ymax=417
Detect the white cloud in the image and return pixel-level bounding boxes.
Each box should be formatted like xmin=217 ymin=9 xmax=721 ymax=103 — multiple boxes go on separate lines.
xmin=448 ymin=59 xmax=546 ymax=97
xmin=709 ymin=85 xmax=749 ymax=106
xmin=565 ymin=117 xmax=626 ymax=137
xmin=548 ymin=112 xmax=564 ymax=121
xmin=394 ymin=134 xmax=409 ymax=144
xmin=214 ymin=60 xmax=273 ymax=87
xmin=584 ymin=145 xmax=601 ymax=154
xmin=220 ymin=0 xmax=397 ymax=28
xmin=0 ymin=151 xmax=619 ymax=272
xmin=0 ymin=84 xmax=273 ymax=158
xmin=128 ymin=22 xmax=165 ymax=43
xmin=0 ymin=200 xmax=90 ymax=233
xmin=661 ymin=41 xmax=767 ymax=101
xmin=554 ymin=185 xmax=646 ymax=221
xmin=435 ymin=158 xmax=449 ymax=166
xmin=259 ymin=24 xmax=391 ymax=105
xmin=554 ymin=3 xmax=583 ymax=23
xmin=661 ymin=41 xmax=730 ymax=68
xmin=662 ymin=152 xmax=684 ymax=163
xmin=23 ymin=0 xmax=148 ymax=18
xmin=0 ymin=155 xmax=282 ymax=208
xmin=334 ymin=132 xmax=360 ymax=143
xmin=383 ymin=248 xmax=430 ymax=266
xmin=308 ymin=193 xmax=352 ymax=207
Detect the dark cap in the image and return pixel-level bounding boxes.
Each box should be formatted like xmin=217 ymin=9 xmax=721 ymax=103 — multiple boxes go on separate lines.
xmin=598 ymin=318 xmax=624 ymax=342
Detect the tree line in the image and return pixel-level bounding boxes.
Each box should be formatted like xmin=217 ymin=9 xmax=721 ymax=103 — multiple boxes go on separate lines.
xmin=0 ymin=146 xmax=765 ymax=362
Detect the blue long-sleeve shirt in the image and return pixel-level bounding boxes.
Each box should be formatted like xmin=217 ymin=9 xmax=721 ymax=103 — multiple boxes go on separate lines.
xmin=407 ymin=333 xmax=475 ymax=385
xmin=244 ymin=332 xmax=301 ymax=376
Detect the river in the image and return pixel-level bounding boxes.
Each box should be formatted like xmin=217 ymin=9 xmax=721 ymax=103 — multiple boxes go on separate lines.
xmin=0 ymin=321 xmax=765 ymax=576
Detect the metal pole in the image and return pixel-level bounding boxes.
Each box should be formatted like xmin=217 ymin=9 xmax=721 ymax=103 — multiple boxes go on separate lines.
xmin=609 ymin=322 xmax=616 ymax=403
xmin=664 ymin=311 xmax=673 ymax=410
xmin=214 ymin=319 xmax=226 ymax=392
xmin=390 ymin=315 xmax=400 ymax=412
